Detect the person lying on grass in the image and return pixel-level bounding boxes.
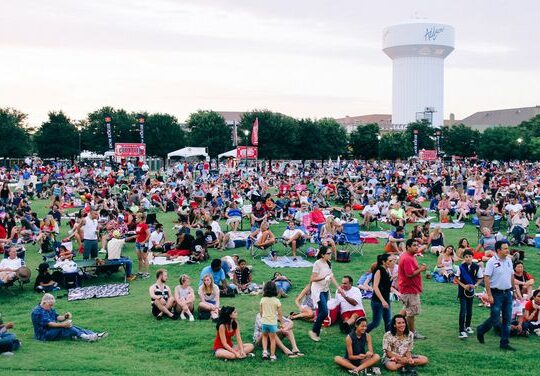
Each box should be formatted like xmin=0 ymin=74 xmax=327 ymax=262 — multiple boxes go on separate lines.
xmin=213 ymin=306 xmax=254 ymax=360
xmin=334 ymin=317 xmax=380 ymax=375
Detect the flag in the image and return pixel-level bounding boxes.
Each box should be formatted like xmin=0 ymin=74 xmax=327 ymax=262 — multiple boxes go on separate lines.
xmin=251 ymin=117 xmax=259 ymax=146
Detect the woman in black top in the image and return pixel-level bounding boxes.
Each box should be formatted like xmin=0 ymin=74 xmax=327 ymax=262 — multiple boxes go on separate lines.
xmin=367 ymin=253 xmax=396 ymax=333
xmin=334 ymin=317 xmax=380 ymax=375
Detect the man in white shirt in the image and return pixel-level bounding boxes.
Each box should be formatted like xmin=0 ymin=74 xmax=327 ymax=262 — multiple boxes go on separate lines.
xmin=362 ymin=199 xmax=380 ymax=229
xmin=336 ymin=275 xmax=365 ymax=333
xmin=106 ymin=231 xmax=136 ymax=282
xmin=282 ymin=221 xmax=308 ymax=259
xmin=504 ymin=196 xmax=523 ymax=218
xmin=147 ymin=224 xmax=165 ymax=252
xmin=0 ymin=247 xmax=23 ymax=284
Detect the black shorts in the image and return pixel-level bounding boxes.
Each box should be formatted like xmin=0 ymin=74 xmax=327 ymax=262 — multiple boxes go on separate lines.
xmin=151 ymin=303 xmax=161 ymax=317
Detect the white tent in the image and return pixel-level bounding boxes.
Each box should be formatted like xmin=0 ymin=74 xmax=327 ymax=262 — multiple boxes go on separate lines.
xmin=218 ymin=149 xmax=237 ymax=159
xmin=167 ymin=147 xmax=208 ymax=162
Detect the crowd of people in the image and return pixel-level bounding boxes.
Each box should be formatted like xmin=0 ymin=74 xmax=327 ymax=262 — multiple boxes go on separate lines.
xmin=1 ymin=156 xmax=540 ymax=374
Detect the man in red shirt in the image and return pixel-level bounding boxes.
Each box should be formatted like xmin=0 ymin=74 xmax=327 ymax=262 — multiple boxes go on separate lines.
xmin=398 ymin=239 xmax=428 ymax=340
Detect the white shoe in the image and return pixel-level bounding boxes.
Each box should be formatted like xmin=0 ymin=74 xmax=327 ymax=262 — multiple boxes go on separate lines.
xmin=308 ymin=330 xmax=320 ymax=342
xmin=534 ymin=328 xmax=540 ymax=336
xmin=458 ymin=331 xmax=468 ymax=339
xmin=465 ymin=327 xmax=474 ymax=334
xmin=80 ymin=333 xmax=98 ymax=342
xmin=1 ymin=352 xmax=14 ymax=356
xmin=98 ymin=249 xmax=107 ymax=254
xmin=180 ymin=312 xmax=186 ymax=320
xmin=188 ymin=314 xmax=195 ymax=322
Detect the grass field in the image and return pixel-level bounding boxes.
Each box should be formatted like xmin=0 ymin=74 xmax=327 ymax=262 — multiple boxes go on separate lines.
xmin=1 ymin=200 xmax=539 ymax=376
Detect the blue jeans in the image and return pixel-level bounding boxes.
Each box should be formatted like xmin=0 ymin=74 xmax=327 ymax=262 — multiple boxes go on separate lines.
xmin=275 ymin=280 xmax=291 ymax=294
xmin=477 ymin=289 xmax=512 ymax=347
xmin=367 ymin=299 xmax=392 ymax=333
xmin=83 ymin=239 xmax=98 ymax=260
xmin=312 ymin=291 xmax=329 ymax=336
xmin=109 ymin=257 xmax=133 ymax=277
xmin=0 ymin=332 xmax=20 ymax=352
xmin=44 ymin=326 xmax=95 ymax=341
xmin=459 ymin=296 xmax=473 ymax=332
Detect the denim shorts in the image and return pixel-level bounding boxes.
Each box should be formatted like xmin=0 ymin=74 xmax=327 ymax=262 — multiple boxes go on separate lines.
xmin=261 ymin=324 xmax=278 ymax=333
xmin=136 ymin=242 xmax=148 ymax=252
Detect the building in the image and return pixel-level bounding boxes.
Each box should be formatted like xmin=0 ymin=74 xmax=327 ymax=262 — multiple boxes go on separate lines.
xmin=459 ymin=106 xmax=540 ymax=132
xmin=334 ymin=114 xmax=392 ymax=133
xmin=382 ymin=19 xmax=455 ymax=128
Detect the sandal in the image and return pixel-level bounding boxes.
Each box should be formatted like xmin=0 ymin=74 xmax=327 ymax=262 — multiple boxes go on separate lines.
xmin=262 ymin=351 xmax=269 ymax=360
xmin=286 ymin=352 xmax=298 ymax=358
xmin=270 ymin=355 xmax=277 ymax=361
xmin=348 ymin=370 xmax=359 ymax=375
xmin=292 ymin=351 xmax=305 ymax=356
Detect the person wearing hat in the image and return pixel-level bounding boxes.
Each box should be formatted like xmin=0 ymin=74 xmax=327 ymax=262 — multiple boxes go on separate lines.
xmin=0 ymin=247 xmax=22 ymax=286
xmin=106 ymin=230 xmax=136 ymax=282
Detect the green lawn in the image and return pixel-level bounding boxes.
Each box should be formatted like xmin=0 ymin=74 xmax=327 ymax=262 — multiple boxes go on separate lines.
xmin=1 ymin=200 xmax=539 ymax=376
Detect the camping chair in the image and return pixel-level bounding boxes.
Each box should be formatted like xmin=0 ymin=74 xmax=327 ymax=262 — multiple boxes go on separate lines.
xmin=1 ymin=246 xmax=30 ymax=292
xmin=342 ymin=223 xmax=364 ymax=256
xmin=246 ymin=230 xmax=274 ymax=259
xmin=476 ymin=215 xmax=502 ymax=240
xmin=241 ymin=204 xmax=253 ymax=231
xmin=281 ymin=226 xmax=309 ymax=258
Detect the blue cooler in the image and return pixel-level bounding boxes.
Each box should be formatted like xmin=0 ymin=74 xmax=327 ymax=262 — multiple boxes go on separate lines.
xmin=472 ymin=217 xmax=479 ymax=226
xmin=535 ymin=235 xmax=540 ymax=249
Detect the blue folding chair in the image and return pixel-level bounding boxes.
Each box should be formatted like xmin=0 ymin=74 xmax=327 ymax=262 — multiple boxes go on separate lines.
xmin=342 ymin=223 xmax=364 ymax=256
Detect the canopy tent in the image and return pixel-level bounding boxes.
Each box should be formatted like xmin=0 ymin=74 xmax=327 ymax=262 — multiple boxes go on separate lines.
xmin=167 ymin=147 xmax=208 ymax=162
xmin=218 ymin=149 xmax=237 ymax=159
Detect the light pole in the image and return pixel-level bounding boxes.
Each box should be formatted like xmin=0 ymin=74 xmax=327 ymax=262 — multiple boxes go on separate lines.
xmin=377 ymin=135 xmax=382 ymax=159
xmin=243 ymin=129 xmax=249 ymax=172
xmin=517 ymin=137 xmax=523 ymax=160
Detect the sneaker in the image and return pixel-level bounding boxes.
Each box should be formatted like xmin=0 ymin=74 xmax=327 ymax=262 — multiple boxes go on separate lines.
xmin=269 ymin=355 xmax=277 ymax=362
xmin=142 ymin=273 xmax=150 ymax=279
xmin=308 ymin=330 xmax=321 ymax=342
xmin=465 ymin=327 xmax=474 ymax=334
xmin=534 ymin=328 xmax=540 ymax=336
xmin=188 ymin=314 xmax=195 ymax=322
xmin=458 ymin=331 xmax=468 ymax=339
xmin=1 ymin=352 xmax=14 ymax=356
xmin=127 ymin=275 xmax=137 ymax=282
xmin=371 ymin=367 xmax=382 ymax=375
xmin=413 ymin=331 xmax=426 ymax=340
xmin=97 ymin=332 xmax=109 ymax=340
xmin=180 ymin=312 xmax=186 ymax=320
xmin=99 ymin=248 xmax=107 ymax=254
xmin=136 ymin=272 xmax=144 ymax=277
xmin=262 ymin=351 xmax=269 ymax=360
xmin=80 ymin=333 xmax=98 ymax=342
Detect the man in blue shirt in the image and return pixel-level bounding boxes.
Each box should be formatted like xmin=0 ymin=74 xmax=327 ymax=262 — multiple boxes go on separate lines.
xmin=31 ymin=294 xmax=107 ymax=342
xmin=476 ymin=241 xmax=516 ymax=351
xmin=199 ymin=259 xmax=226 ymax=289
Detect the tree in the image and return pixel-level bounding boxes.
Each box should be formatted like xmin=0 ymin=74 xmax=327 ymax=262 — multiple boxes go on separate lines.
xmin=477 ymin=126 xmax=521 ymax=161
xmin=440 ymin=123 xmax=480 ymax=157
xmin=187 ymin=110 xmax=231 ymax=158
xmin=0 ymin=108 xmax=31 ymax=158
xmin=349 ymin=123 xmax=380 ymax=159
xmin=144 ymin=113 xmax=186 ymax=159
xmin=240 ymin=110 xmax=298 ymax=162
xmin=317 ymin=118 xmax=348 ymax=160
xmin=293 ymin=118 xmax=324 ymax=163
xmin=404 ymin=120 xmax=435 ymax=156
xmin=379 ymin=132 xmax=409 ymax=160
xmin=81 ymin=107 xmax=138 ymax=153
xmin=34 ymin=111 xmax=79 ymax=159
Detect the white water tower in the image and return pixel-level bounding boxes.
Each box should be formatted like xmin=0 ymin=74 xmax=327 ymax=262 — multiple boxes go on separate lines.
xmin=383 ymin=20 xmax=455 ymax=127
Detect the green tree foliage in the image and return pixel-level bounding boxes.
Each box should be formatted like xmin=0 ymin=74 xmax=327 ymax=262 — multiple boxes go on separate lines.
xmin=349 ymin=123 xmax=380 ymax=159
xmin=34 ymin=111 xmax=79 ymax=159
xmin=0 ymin=108 xmax=31 ymax=157
xmin=477 ymin=126 xmax=521 ymax=161
xmin=81 ymin=107 xmax=138 ymax=153
xmin=440 ymin=123 xmax=480 ymax=157
xmin=240 ymin=110 xmax=298 ymax=161
xmin=379 ymin=132 xmax=409 ymax=160
xmin=293 ymin=118 xmax=324 ymax=162
xmin=145 ymin=113 xmax=186 ymax=159
xmin=187 ymin=110 xmax=231 ymax=157
xmin=317 ymin=118 xmax=348 ymax=160
xmin=405 ymin=120 xmax=435 ymax=155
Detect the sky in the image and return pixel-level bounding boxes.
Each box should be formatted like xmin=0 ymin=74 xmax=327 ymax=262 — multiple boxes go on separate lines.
xmin=1 ymin=0 xmax=539 ymax=127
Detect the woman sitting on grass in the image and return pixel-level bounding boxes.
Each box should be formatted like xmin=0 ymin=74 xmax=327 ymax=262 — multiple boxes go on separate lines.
xmin=382 ymin=315 xmax=428 ymax=373
xmin=334 ymin=317 xmax=380 ymax=375
xmin=213 ymin=306 xmax=254 ymax=360
xmin=272 ymin=272 xmax=292 ymax=297
xmin=289 ymin=284 xmax=316 ymax=321
xmin=198 ymin=274 xmax=220 ymax=320
xmin=435 ymin=245 xmax=457 ymax=282
xmin=174 ymin=274 xmax=195 ymax=321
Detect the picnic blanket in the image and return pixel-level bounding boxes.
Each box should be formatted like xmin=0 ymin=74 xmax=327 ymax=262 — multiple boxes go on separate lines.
xmin=68 ymin=283 xmax=129 ymax=301
xmin=414 ymin=216 xmax=436 ymax=223
xmin=262 ymin=256 xmax=313 ymax=268
xmin=430 ymin=222 xmax=465 ymax=229
xmin=150 ymin=256 xmax=189 ymax=265
xmin=360 ymin=231 xmax=390 ymax=239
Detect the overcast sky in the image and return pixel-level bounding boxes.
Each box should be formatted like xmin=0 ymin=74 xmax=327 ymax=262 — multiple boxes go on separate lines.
xmin=1 ymin=0 xmax=539 ymax=126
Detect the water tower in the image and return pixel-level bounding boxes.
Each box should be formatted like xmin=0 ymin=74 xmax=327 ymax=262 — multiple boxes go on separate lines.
xmin=382 ymin=20 xmax=455 ymax=127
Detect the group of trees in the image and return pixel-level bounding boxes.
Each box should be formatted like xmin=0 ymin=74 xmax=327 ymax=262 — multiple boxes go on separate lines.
xmin=1 ymin=105 xmax=540 ymax=162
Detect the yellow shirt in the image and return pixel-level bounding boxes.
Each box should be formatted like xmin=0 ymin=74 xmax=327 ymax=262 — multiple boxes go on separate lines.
xmin=260 ymin=297 xmax=281 ymax=325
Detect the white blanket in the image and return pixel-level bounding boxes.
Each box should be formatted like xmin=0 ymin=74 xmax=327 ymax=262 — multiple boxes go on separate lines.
xmin=262 ymin=256 xmax=313 ymax=268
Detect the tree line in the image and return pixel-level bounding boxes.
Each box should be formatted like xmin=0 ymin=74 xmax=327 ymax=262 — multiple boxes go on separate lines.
xmin=1 ymin=106 xmax=539 ymax=161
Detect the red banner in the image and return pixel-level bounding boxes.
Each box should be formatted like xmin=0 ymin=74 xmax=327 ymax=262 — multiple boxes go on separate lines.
xmin=419 ymin=149 xmax=437 ymax=161
xmin=251 ymin=117 xmax=259 ymax=146
xmin=236 ymin=146 xmax=258 ymax=159
xmin=115 ymin=143 xmax=146 ymax=157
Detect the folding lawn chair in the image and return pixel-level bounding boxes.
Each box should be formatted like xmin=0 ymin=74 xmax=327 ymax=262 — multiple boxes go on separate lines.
xmin=342 ymin=223 xmax=364 ymax=256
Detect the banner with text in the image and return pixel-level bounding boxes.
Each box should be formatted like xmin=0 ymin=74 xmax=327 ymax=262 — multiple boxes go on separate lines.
xmin=237 ymin=146 xmax=258 ymax=159
xmin=251 ymin=117 xmax=259 ymax=146
xmin=115 ymin=143 xmax=146 ymax=158
xmin=419 ymin=149 xmax=437 ymax=161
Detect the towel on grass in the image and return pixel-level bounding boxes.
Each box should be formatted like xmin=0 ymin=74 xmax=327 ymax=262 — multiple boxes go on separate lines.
xmin=262 ymin=256 xmax=313 ymax=268
xmin=68 ymin=283 xmax=129 ymax=301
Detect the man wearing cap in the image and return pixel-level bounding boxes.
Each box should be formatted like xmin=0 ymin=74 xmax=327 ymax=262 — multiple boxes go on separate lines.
xmin=106 ymin=231 xmax=136 ymax=281
xmin=0 ymin=247 xmax=22 ymax=285
xmin=477 ymin=241 xmax=516 ymax=351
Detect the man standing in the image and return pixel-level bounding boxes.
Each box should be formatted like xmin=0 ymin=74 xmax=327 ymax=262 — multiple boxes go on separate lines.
xmin=398 ymin=239 xmax=427 ymax=340
xmin=81 ymin=211 xmax=99 ymax=260
xmin=477 ymin=241 xmax=516 ymax=351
